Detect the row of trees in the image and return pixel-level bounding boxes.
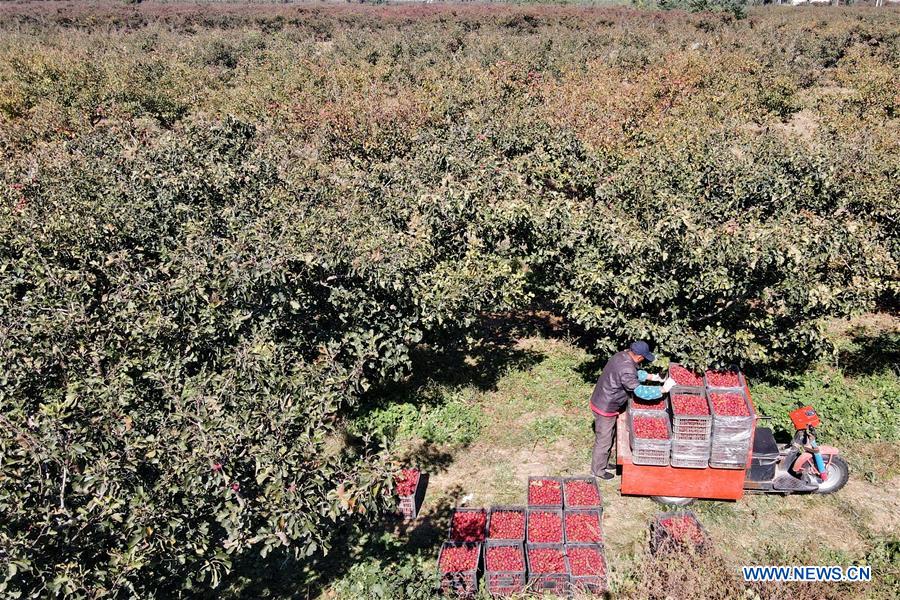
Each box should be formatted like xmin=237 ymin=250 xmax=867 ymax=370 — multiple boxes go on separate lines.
xmin=1 ymin=3 xmax=897 ymax=597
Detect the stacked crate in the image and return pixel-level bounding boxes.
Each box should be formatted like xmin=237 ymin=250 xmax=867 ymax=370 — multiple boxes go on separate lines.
xmin=485 ymin=506 xmax=526 ymax=596
xmin=669 ymin=391 xmax=713 ymax=469
xmin=628 ymin=411 xmax=672 ymax=466
xmin=706 ymin=370 xmax=755 ymax=469
xmin=438 ymin=475 xmax=611 ymax=597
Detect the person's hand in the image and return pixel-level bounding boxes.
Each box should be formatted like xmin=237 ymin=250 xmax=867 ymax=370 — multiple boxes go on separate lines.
xmin=661 ymin=377 xmax=677 ymax=393
xmin=644 ymin=373 xmax=663 ymax=382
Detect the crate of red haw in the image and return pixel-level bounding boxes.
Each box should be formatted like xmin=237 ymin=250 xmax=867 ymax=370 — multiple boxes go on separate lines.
xmin=567 ymin=543 xmax=609 ymax=593
xmin=395 ymin=468 xmax=428 ymax=520
xmin=438 ymin=541 xmax=481 ymax=598
xmin=487 ymin=506 xmax=526 ymax=541
xmin=525 ymin=543 xmax=570 ymax=595
xmin=527 ymin=476 xmax=563 ymax=508
xmin=448 ymin=507 xmax=488 ymax=543
xmin=484 ymin=540 xmax=526 ymax=596
xmin=562 ymin=477 xmax=602 ymax=509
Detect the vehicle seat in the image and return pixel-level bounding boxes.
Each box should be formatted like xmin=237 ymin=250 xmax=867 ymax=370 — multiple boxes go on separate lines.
xmin=752 ymin=427 xmax=779 ymax=465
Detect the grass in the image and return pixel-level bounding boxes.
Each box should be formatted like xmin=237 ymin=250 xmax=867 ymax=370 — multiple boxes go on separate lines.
xmin=321 ymin=313 xmax=899 ymax=599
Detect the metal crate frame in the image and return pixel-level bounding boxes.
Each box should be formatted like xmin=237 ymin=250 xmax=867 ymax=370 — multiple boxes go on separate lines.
xmin=437 ymin=541 xmax=481 ymax=598
xmin=525 ymin=543 xmax=570 ymax=596
xmin=487 ymin=505 xmax=526 ymax=541
xmin=527 ymin=476 xmax=564 ymax=508
xmin=448 ymin=507 xmax=488 ymax=543
xmin=526 ymin=507 xmax=565 ymax=544
xmin=566 ymin=542 xmax=609 ymax=594
xmin=562 ymin=477 xmax=602 ymax=509
xmin=563 ymin=508 xmax=604 ymax=544
xmin=484 ymin=540 xmax=526 ymax=597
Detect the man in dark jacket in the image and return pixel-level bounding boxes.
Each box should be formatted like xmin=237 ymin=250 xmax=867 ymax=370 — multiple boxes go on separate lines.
xmin=590 ymin=341 xmax=662 ymax=479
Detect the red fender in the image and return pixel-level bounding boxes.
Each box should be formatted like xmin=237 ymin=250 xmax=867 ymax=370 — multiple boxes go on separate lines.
xmin=792 ymin=445 xmax=840 ymax=473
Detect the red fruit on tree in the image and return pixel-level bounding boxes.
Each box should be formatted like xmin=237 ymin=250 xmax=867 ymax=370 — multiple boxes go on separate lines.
xmin=564 ymin=481 xmax=601 ymax=507
xmin=230 ymin=482 xmax=240 ymax=492
xmin=528 ymin=479 xmax=562 ymax=505
xmin=486 ymin=545 xmax=524 ymax=571
xmin=450 ymin=510 xmax=487 ymax=542
xmin=710 ymin=393 xmax=749 ymax=416
xmin=671 ymin=394 xmax=709 ymax=416
xmin=565 ymin=513 xmax=602 ymax=543
xmin=527 ymin=547 xmax=566 ymax=573
xmin=489 ymin=510 xmax=525 ymax=539
xmin=439 ymin=545 xmax=479 ymax=572
xmin=632 ymin=416 xmax=669 ymax=439
xmin=568 ymin=546 xmax=606 ymax=577
xmin=212 ymin=463 xmax=223 ymax=472
xmin=527 ymin=511 xmax=563 ymax=543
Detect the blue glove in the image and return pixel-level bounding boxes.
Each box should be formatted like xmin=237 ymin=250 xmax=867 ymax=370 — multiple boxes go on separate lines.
xmin=637 ymin=369 xmax=648 ymax=383
xmin=634 ymin=385 xmax=662 ymax=400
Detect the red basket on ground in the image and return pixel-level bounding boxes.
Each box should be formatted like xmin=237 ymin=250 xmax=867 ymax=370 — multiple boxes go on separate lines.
xmin=484 ymin=540 xmax=526 ymax=597
xmin=487 ymin=506 xmax=526 ymax=541
xmin=566 ymin=543 xmax=609 ymax=594
xmin=526 ymin=543 xmax=570 ymax=595
xmin=438 ymin=542 xmax=481 ymax=598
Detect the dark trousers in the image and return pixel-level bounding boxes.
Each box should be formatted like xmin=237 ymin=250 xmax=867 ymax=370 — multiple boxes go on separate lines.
xmin=592 ymin=413 xmax=617 ymax=474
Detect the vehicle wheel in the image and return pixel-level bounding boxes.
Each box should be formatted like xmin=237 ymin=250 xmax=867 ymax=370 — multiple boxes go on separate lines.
xmin=651 ymin=496 xmax=695 ymax=506
xmin=807 ymin=455 xmax=850 ymax=495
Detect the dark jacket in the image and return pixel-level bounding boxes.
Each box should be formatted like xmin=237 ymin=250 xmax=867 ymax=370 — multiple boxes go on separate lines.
xmin=589 ymin=350 xmax=641 ymax=415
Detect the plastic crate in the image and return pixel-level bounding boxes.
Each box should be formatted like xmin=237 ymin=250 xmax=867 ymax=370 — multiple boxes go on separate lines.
xmin=668 ymin=362 xmax=704 ymax=393
xmin=527 ymin=476 xmax=564 ymax=508
xmin=484 ymin=540 xmax=526 ymax=596
xmin=398 ymin=472 xmax=428 ymax=521
xmin=525 ymin=543 xmax=570 ymax=595
xmin=448 ymin=507 xmax=488 ymax=543
xmin=650 ymin=511 xmax=710 ymax=555
xmin=526 ymin=507 xmax=565 ymax=544
xmin=487 ymin=506 xmax=526 ymax=541
xmin=562 ymin=477 xmax=602 ymax=509
xmin=670 ymin=391 xmax=713 ymax=442
xmin=671 ymin=439 xmax=710 ymax=469
xmin=563 ymin=509 xmax=603 ymax=544
xmin=566 ymin=543 xmax=609 ymax=594
xmin=703 ymin=369 xmax=748 ymax=392
xmin=438 ymin=542 xmax=481 ymax=598
xmin=628 ymin=395 xmax=669 ymax=418
xmin=628 ymin=411 xmax=672 ymax=466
